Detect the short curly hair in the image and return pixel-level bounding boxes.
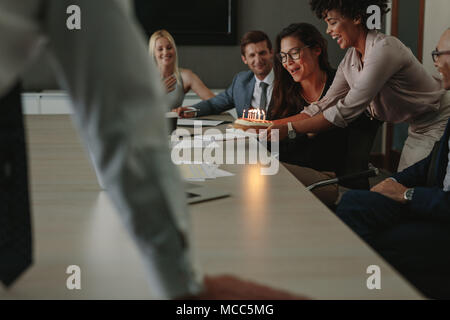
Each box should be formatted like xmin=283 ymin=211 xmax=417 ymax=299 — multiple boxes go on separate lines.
xmin=309 ymin=0 xmax=390 ymax=28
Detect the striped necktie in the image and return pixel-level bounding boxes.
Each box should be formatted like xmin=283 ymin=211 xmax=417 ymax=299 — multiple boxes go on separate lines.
xmin=259 ymin=82 xmax=269 ymax=110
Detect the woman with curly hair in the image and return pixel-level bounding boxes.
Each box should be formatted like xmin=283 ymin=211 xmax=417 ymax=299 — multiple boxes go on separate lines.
xmin=268 ymin=0 xmax=450 ymax=171
xmin=268 ymin=22 xmax=380 ymax=206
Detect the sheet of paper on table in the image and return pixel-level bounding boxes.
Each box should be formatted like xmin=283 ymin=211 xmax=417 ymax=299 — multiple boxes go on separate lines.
xmin=177 ymin=161 xmax=234 ymax=182
xmin=171 ymin=139 xmax=218 ymax=149
xmin=177 ymin=119 xmax=224 ymax=127
xmin=194 ymin=129 xmax=248 ymax=141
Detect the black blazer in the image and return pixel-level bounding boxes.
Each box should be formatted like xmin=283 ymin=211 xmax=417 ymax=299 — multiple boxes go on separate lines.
xmin=392 ymin=118 xmax=450 ymax=221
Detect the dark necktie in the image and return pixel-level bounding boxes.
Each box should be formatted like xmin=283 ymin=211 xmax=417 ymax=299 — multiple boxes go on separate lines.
xmin=259 ymin=82 xmax=269 ymax=110
xmin=0 ymin=83 xmax=33 ymax=287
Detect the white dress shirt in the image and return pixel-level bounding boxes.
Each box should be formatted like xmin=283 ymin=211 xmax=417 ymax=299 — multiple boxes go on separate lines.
xmin=0 ymin=0 xmax=201 ymax=299
xmin=251 ymin=68 xmax=274 ymax=111
xmin=444 ymin=138 xmax=450 ymax=192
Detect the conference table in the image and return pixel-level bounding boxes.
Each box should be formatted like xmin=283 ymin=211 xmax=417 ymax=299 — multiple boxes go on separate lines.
xmin=0 ymin=114 xmax=422 ymax=299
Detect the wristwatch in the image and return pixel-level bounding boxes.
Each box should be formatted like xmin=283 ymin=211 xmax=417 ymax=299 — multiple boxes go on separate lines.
xmin=403 ymin=188 xmax=414 ymax=201
xmin=287 ymin=122 xmax=296 ymax=139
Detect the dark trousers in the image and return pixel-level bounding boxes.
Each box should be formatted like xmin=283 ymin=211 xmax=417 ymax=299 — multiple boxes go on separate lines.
xmin=337 ymin=190 xmax=450 ymax=299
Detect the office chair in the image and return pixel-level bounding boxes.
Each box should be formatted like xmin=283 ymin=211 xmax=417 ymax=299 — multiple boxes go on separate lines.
xmin=336 ymin=112 xmax=383 ymax=190
xmin=306 ymin=164 xmax=379 ymax=192
xmin=306 ymin=164 xmax=379 ymax=212
xmin=306 ymin=112 xmax=382 ymax=210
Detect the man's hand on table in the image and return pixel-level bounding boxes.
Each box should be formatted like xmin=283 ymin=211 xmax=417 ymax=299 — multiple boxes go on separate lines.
xmin=173 ymin=106 xmax=197 ymax=118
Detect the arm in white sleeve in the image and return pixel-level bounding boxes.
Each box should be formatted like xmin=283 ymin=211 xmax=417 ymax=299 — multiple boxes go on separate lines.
xmin=41 ymin=0 xmax=202 ymax=298
xmin=322 ymin=38 xmax=405 ymax=127
xmin=304 ymin=38 xmax=405 ymax=128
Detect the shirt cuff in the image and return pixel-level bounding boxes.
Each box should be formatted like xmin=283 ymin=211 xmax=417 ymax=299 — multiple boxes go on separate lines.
xmin=301 ymin=103 xmax=321 ymax=117
xmin=322 ymin=102 xmax=348 ymax=128
xmin=388 ymin=177 xmax=398 ymax=183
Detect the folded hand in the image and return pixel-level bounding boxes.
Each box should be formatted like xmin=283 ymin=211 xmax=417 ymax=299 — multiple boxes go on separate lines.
xmin=163 ymin=75 xmax=177 ymax=93
xmin=173 ymin=106 xmax=196 ymax=118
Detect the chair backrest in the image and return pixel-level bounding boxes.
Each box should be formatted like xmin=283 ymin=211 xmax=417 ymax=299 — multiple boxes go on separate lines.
xmin=338 ymin=113 xmax=383 ymax=189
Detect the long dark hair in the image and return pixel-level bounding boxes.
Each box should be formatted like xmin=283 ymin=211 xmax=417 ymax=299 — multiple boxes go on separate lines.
xmin=270 ymin=23 xmax=333 ymax=119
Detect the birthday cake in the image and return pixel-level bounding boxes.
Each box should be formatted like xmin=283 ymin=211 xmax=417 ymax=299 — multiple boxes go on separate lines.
xmin=233 ymin=118 xmax=272 ymax=131
xmin=233 ymin=109 xmax=273 ymax=132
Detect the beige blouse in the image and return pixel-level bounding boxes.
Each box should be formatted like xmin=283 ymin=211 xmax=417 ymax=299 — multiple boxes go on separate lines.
xmin=302 ymin=30 xmax=445 ymax=128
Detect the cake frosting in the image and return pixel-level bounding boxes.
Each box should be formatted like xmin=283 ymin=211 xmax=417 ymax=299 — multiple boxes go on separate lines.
xmin=234 ymin=119 xmax=272 ymax=127
xmin=233 ymin=118 xmax=272 ymax=131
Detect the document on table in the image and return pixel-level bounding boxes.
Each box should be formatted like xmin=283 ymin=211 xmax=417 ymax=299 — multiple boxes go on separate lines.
xmin=177 ymin=162 xmax=234 ymax=182
xmin=177 ymin=119 xmax=224 ymax=127
xmin=171 ymin=139 xmax=218 ymax=149
xmin=194 ymin=129 xmax=247 ymax=141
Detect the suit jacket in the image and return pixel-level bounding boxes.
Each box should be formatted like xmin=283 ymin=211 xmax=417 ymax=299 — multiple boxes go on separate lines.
xmin=393 ymin=118 xmax=450 ymax=221
xmin=193 ymin=70 xmax=256 ymax=117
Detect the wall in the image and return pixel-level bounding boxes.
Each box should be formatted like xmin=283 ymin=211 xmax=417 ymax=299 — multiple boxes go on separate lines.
xmin=423 ymin=0 xmax=450 ymax=77
xmin=22 ymin=0 xmax=346 ymax=91
xmin=176 ymin=0 xmax=347 ymax=89
xmin=392 ymin=0 xmax=422 ymax=152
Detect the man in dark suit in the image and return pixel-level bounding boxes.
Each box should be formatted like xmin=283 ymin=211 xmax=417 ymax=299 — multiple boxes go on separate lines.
xmin=336 ymin=29 xmax=450 ymax=298
xmin=175 ymin=31 xmax=274 ymax=118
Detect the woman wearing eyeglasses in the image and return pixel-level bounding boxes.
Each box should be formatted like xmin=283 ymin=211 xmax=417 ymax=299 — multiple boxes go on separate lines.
xmin=270 ymin=23 xmax=335 ymax=122
xmin=149 ymin=30 xmax=215 ymax=110
xmin=268 ymin=0 xmax=450 ymax=171
xmin=268 ymin=23 xmax=380 ymax=206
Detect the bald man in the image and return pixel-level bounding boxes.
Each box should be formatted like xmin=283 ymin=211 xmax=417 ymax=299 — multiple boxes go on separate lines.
xmin=336 ymin=29 xmax=450 ymax=299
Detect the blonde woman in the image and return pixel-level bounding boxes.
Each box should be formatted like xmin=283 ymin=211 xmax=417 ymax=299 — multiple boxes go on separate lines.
xmin=149 ymin=30 xmax=215 ymax=110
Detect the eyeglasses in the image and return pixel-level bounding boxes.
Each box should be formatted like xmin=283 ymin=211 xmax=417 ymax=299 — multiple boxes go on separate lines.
xmin=431 ymin=49 xmax=450 ymax=63
xmin=277 ymin=46 xmax=311 ymax=64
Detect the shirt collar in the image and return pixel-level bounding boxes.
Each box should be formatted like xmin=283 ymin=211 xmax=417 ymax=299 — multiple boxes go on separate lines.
xmin=350 ymin=30 xmax=378 ymax=69
xmin=364 ymin=30 xmax=378 ymax=58
xmin=254 ymin=68 xmax=274 ymax=86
